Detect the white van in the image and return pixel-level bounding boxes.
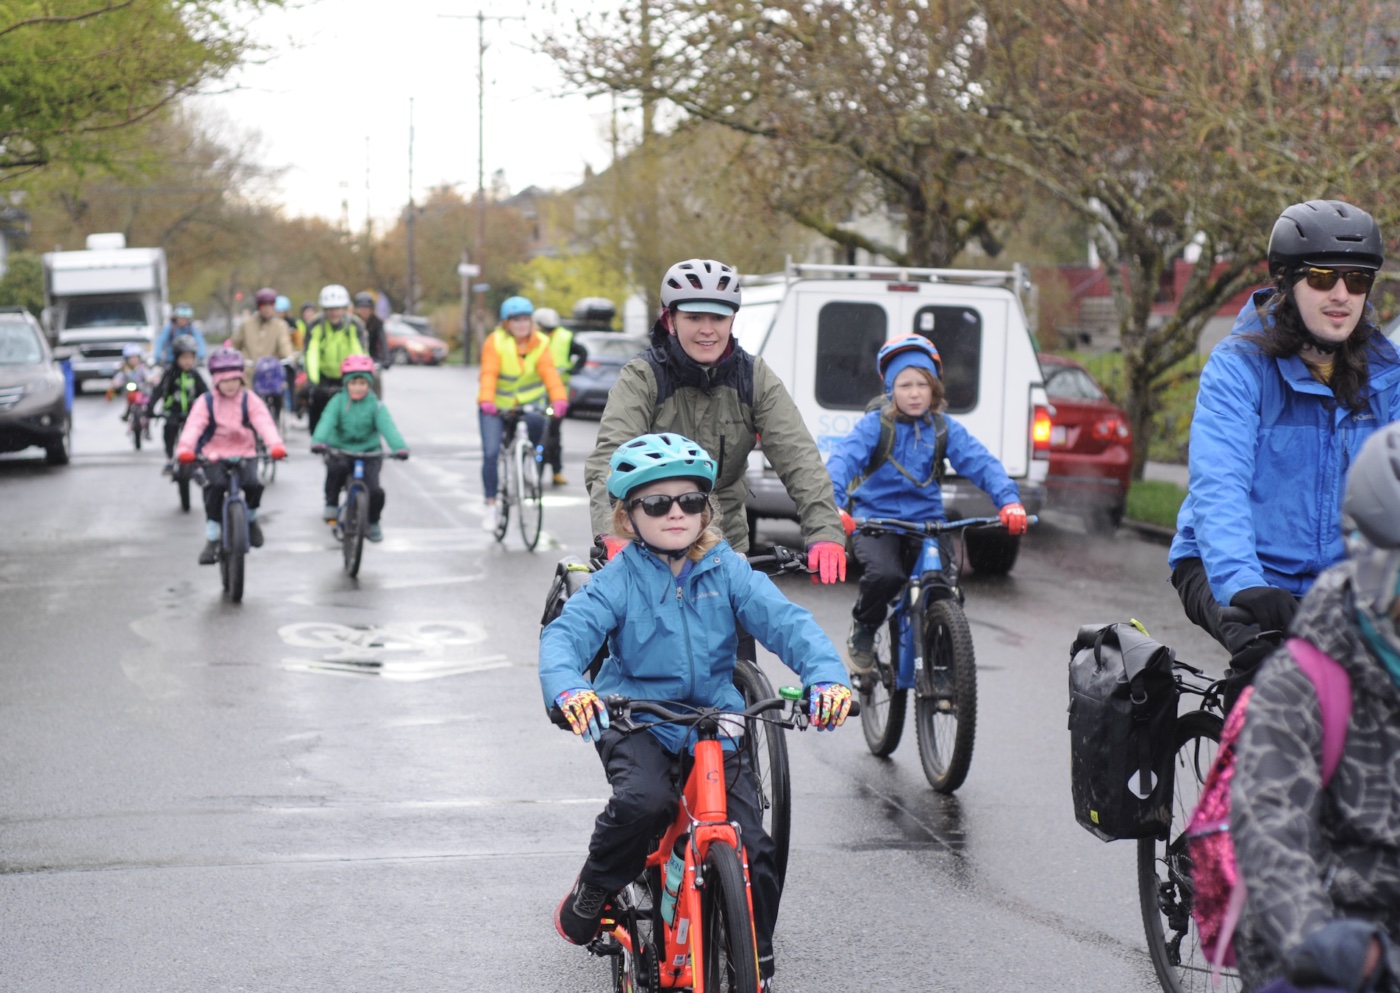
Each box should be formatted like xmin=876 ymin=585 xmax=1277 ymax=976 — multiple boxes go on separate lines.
xmin=740 ymin=262 xmax=1051 ymax=575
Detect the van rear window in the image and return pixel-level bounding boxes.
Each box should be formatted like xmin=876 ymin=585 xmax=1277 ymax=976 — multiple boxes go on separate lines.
xmin=815 ymin=302 xmax=886 ymax=408
xmin=915 ymin=306 xmax=981 ymax=412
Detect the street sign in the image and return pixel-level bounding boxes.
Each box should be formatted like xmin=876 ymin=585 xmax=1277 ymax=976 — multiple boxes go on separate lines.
xmin=457 ymin=263 xmax=481 ymax=277
xmin=472 ymin=282 xmax=491 ymax=293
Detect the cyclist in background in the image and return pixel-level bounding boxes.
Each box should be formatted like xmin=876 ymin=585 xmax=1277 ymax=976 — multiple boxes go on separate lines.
xmin=310 ymin=355 xmax=408 ymax=543
xmin=148 ymin=334 xmax=208 ymax=472
xmin=352 ymin=291 xmax=387 ymax=397
xmin=534 ymin=306 xmax=587 ymax=486
xmin=229 ymin=287 xmax=295 ymax=387
xmin=477 ymin=295 xmax=567 ymax=531
xmin=154 ymin=303 xmax=206 ymax=366
xmin=540 ymin=433 xmax=851 ymax=991
xmin=106 ymin=343 xmax=155 ymax=410
xmin=1169 ymin=200 xmax=1400 ymax=697
xmin=826 ymin=335 xmax=1027 ymax=675
xmin=304 ymin=284 xmax=366 ymax=434
xmin=297 ymin=301 xmax=317 ymax=350
xmin=1229 ymin=422 xmax=1400 ymax=992
xmin=175 ymin=348 xmax=285 ymax=565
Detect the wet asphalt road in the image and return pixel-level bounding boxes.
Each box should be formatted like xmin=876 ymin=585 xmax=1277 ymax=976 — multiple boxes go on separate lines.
xmin=0 ymin=365 xmax=1228 ymax=992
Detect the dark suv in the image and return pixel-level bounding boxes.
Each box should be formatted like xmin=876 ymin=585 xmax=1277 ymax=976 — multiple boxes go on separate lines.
xmin=0 ymin=307 xmax=71 ymax=465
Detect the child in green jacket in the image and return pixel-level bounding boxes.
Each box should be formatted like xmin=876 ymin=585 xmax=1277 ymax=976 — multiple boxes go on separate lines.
xmin=310 ymin=355 xmax=408 ymax=542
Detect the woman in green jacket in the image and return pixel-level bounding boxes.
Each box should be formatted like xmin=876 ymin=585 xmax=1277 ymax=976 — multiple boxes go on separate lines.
xmin=310 ymin=355 xmax=409 ymax=543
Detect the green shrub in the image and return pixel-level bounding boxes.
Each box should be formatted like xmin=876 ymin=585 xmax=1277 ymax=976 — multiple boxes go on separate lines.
xmin=1126 ymin=480 xmax=1187 ymax=530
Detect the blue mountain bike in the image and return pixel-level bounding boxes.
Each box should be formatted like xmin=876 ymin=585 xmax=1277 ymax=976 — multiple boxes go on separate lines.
xmin=852 ymin=515 xmax=1033 ymax=793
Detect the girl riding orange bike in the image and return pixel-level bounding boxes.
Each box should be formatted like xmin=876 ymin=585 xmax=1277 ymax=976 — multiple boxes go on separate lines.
xmin=539 ymin=432 xmax=851 ymax=990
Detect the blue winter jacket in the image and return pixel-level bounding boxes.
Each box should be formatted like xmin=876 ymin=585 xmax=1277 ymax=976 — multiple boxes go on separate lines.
xmin=1169 ymin=289 xmax=1400 ymax=604
xmin=154 ymin=322 xmax=208 ymax=364
xmin=538 ymin=539 xmax=849 ymax=754
xmin=826 ymin=409 xmax=1020 ymax=521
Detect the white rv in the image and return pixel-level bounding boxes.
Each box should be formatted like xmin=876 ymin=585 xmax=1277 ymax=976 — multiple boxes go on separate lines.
xmin=741 ymin=261 xmax=1050 ymax=575
xmin=42 ymin=233 xmax=169 ymax=383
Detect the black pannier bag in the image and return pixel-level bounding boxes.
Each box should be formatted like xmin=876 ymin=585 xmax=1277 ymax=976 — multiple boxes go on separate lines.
xmin=1068 ymin=622 xmax=1178 ymax=842
xmin=540 ymin=555 xmax=607 ymax=680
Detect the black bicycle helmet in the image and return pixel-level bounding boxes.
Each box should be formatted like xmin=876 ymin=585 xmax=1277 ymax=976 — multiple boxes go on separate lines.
xmin=1267 ymin=200 xmax=1384 ymax=278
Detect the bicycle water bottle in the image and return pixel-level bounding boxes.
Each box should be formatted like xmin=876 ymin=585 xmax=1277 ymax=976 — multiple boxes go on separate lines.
xmin=660 ymin=835 xmax=688 ymax=925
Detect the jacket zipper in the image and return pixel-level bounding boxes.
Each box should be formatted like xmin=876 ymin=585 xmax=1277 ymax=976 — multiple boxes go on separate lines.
xmin=676 ymin=580 xmax=696 ymax=701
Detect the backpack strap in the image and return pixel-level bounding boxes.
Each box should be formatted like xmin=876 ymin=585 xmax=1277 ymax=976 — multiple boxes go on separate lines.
xmin=194 ymin=392 xmax=254 ymax=455
xmin=1286 ymin=638 xmax=1353 ymax=785
xmin=847 ymin=410 xmax=946 ymax=504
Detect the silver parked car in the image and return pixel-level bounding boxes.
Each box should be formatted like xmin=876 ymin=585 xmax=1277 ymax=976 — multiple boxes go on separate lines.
xmin=0 ymin=307 xmax=72 ymax=465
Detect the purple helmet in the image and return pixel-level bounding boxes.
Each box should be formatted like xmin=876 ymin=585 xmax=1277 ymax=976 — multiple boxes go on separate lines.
xmin=208 ymin=347 xmax=245 ymax=379
xmin=255 ymin=287 xmax=278 ymax=306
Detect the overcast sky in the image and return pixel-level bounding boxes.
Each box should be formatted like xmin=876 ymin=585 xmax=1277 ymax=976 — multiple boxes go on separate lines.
xmin=197 ymin=0 xmax=624 ymax=227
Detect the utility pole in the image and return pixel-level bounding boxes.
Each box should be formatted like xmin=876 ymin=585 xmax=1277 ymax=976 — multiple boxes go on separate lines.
xmin=406 ymin=97 xmax=417 ymax=316
xmin=440 ymin=9 xmax=524 ymax=361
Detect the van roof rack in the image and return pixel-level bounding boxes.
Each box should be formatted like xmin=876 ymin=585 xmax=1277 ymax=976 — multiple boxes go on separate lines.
xmin=782 ymin=258 xmax=1031 ymax=293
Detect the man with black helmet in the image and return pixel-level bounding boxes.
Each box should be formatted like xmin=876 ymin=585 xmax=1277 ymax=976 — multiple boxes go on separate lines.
xmin=1169 ymin=199 xmax=1400 ymax=690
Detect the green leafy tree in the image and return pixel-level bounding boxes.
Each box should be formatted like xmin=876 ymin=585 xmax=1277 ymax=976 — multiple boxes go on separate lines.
xmin=508 ymin=252 xmax=633 ymax=320
xmin=0 ymin=251 xmax=44 ymax=313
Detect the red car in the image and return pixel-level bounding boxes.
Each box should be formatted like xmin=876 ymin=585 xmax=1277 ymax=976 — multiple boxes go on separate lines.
xmin=1039 ymin=354 xmax=1133 ymax=529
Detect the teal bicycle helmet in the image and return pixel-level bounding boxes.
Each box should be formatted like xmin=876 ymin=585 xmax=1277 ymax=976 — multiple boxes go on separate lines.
xmin=607 ymin=433 xmax=717 ymax=502
xmin=500 ymin=295 xmax=534 ymax=320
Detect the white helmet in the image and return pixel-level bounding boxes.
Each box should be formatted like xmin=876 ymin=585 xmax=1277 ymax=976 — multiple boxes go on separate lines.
xmin=319 ymin=284 xmax=351 ymax=309
xmin=534 ymin=307 xmax=561 ymax=330
xmin=660 ymin=259 xmax=741 ymax=315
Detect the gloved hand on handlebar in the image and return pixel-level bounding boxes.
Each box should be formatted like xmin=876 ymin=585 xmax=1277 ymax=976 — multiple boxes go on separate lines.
xmin=551 ymin=400 xmax=569 ymax=419
xmin=555 ymin=688 xmax=610 ymax=742
xmin=310 ymin=443 xmax=328 ymax=455
xmin=1231 ymin=585 xmax=1299 ymax=634
xmin=998 ymin=502 xmax=1028 ymax=535
xmin=394 ymin=449 xmax=410 ymax=461
xmin=839 ymin=510 xmax=857 ymax=536
xmin=270 ymin=445 xmax=286 ymax=461
xmin=591 ymin=534 xmax=630 ymax=562
xmin=177 ymin=450 xmax=196 ymax=465
xmin=479 ymin=401 xmax=498 ymax=416
xmin=807 ymin=541 xmax=847 ymax=584
xmin=808 ymin=683 xmax=852 ymax=731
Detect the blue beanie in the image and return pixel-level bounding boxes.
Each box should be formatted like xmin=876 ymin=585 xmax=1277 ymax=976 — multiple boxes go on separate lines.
xmin=883 ymin=349 xmax=940 ymax=394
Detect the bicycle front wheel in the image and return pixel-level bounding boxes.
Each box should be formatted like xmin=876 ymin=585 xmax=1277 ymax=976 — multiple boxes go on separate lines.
xmin=343 ymin=485 xmax=367 ymax=577
xmin=224 ymin=501 xmax=246 ymax=602
xmin=699 ymin=841 xmax=760 ymax=993
xmin=731 ymin=657 xmax=791 ymax=892
xmin=915 ymin=598 xmax=977 ymax=793
xmin=859 ymin=618 xmax=907 ymax=757
xmin=516 ymin=439 xmax=544 ymax=551
xmin=1138 ymin=709 xmax=1236 ymax=993
xmin=256 ymin=436 xmax=276 ymax=485
xmin=177 ymin=475 xmax=191 ymax=512
xmin=493 ymin=446 xmax=512 ymax=542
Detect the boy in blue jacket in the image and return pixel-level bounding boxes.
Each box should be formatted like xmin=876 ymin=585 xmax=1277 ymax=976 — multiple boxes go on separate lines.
xmin=539 ymin=432 xmax=851 ymax=989
xmin=826 ymin=335 xmax=1027 ymax=674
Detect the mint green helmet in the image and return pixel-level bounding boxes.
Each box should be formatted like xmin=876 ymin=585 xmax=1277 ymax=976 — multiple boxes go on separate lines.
xmin=607 ymin=433 xmax=717 ymax=502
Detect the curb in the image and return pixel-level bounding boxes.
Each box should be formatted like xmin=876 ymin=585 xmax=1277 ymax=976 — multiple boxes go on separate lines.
xmin=1125 ymin=518 xmax=1177 ymax=545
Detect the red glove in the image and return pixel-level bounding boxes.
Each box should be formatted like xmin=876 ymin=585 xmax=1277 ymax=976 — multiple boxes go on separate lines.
xmin=839 ymin=510 xmax=857 ymax=536
xmin=551 ymin=400 xmax=569 ymax=419
xmin=270 ymin=446 xmax=287 ymax=461
xmin=177 ymin=451 xmax=196 ymax=464
xmin=479 ymin=401 xmax=498 ymax=416
xmin=807 ymin=541 xmax=847 ymax=584
xmin=601 ymin=535 xmax=630 ymax=561
xmin=999 ymin=502 xmax=1028 ymax=535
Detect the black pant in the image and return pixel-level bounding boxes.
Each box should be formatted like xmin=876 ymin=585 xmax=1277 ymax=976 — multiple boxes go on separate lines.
xmin=202 ymin=460 xmax=261 ymax=523
xmin=851 ymin=532 xmax=953 ymax=627
xmin=162 ymin=416 xmax=183 ymax=459
xmin=324 ymin=455 xmax=385 ymax=523
xmin=307 ymin=380 xmax=342 ymax=434
xmin=544 ymin=412 xmax=563 ymax=474
xmin=581 ymin=729 xmax=778 ymax=981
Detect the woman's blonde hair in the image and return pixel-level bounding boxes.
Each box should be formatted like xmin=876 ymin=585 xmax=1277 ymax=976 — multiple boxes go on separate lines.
xmin=882 ymin=366 xmax=947 ymax=418
xmin=611 ymin=489 xmax=724 ymax=562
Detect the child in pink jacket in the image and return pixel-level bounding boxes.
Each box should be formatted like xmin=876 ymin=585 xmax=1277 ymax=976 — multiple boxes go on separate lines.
xmin=176 ymin=347 xmax=286 ymax=564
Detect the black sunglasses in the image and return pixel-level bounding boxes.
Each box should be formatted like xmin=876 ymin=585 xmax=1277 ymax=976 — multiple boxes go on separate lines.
xmin=628 ymin=492 xmax=709 ymax=517
xmin=1301 ymin=267 xmax=1375 ymax=295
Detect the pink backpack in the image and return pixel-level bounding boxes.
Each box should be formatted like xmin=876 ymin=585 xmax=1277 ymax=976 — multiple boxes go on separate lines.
xmin=1185 ymin=638 xmax=1352 ymax=982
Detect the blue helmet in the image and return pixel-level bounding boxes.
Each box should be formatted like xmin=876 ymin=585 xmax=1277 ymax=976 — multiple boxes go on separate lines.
xmin=173 ymin=302 xmax=195 ymax=319
xmin=500 ymin=295 xmax=534 ymax=321
xmin=122 ymin=343 xmax=144 ymax=358
xmin=877 ymin=334 xmax=942 ymax=393
xmin=274 ymin=294 xmax=291 ymax=312
xmin=607 ymin=433 xmax=717 ymax=502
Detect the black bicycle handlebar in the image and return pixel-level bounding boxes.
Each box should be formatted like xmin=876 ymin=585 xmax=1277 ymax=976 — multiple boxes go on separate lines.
xmin=548 ymin=691 xmax=860 ymax=731
xmin=854 ymin=514 xmax=1039 ymax=536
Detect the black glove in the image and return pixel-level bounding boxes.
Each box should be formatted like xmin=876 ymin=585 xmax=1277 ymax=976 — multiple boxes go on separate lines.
xmin=310 ymin=443 xmax=327 ymax=455
xmin=1286 ymin=919 xmax=1392 ymax=993
xmin=1230 ymin=586 xmax=1300 ymax=634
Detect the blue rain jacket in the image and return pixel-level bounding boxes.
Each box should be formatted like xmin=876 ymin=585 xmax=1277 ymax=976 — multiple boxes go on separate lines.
xmin=827 ymin=409 xmax=1020 ymax=521
xmin=1169 ymin=289 xmax=1400 ymax=604
xmin=538 ymin=539 xmax=849 ymax=754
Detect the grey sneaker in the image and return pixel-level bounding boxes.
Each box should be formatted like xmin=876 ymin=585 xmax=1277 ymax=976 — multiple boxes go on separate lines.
xmin=846 ymin=621 xmax=878 ymax=675
xmin=322 ymin=505 xmax=339 ymax=523
xmin=198 ymin=540 xmax=219 ymax=566
xmin=367 ymin=523 xmax=383 ymax=543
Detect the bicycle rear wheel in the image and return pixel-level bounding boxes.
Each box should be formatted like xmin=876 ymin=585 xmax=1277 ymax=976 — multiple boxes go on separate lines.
xmin=516 ymin=440 xmax=544 ymax=550
xmin=731 ymin=657 xmax=791 ymax=892
xmin=1139 ymin=709 xmax=1237 ymax=993
xmin=859 ymin=618 xmax=907 ymax=757
xmin=343 ymin=485 xmax=367 ymax=577
xmin=493 ymin=446 xmax=512 ymax=542
xmin=915 ymin=598 xmax=977 ymax=793
xmin=224 ymin=501 xmax=246 ymax=602
xmin=699 ymin=841 xmax=760 ymax=993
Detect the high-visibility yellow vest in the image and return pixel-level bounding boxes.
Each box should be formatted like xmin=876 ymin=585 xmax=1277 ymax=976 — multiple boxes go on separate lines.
xmin=546 ymin=326 xmax=575 ymax=387
xmin=491 ymin=328 xmax=549 ymax=408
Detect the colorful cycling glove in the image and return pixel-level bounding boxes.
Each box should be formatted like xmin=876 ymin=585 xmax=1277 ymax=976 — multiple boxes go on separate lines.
xmin=555 ymin=688 xmax=610 ymax=742
xmin=808 ymin=682 xmax=852 ymax=731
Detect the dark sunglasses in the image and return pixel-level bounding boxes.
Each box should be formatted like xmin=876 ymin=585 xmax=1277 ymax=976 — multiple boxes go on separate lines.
xmin=628 ymin=491 xmax=709 ymax=517
xmin=1301 ymin=267 xmax=1375 ymax=295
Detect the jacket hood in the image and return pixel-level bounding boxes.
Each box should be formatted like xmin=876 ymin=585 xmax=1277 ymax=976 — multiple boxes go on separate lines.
xmin=1291 ymin=562 xmax=1400 ymax=704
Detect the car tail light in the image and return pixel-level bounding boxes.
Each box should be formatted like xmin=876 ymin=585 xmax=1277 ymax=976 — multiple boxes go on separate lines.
xmin=584 ymin=360 xmax=602 ymax=370
xmin=1032 ymin=404 xmax=1052 ymax=459
xmin=1091 ymin=415 xmax=1132 ymax=442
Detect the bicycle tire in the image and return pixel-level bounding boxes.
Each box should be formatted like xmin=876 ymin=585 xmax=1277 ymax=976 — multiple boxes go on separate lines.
xmin=859 ymin=618 xmax=908 ymax=757
xmin=516 ymin=439 xmax=544 ymax=551
xmin=343 ymin=485 xmax=367 ymax=577
xmin=610 ymin=871 xmax=661 ymax=993
xmin=178 ymin=475 xmax=191 ymax=512
xmin=731 ymin=658 xmax=791 ymax=892
xmin=914 ymin=598 xmax=977 ymax=793
xmin=225 ymin=500 xmax=246 ymax=602
xmin=493 ymin=446 xmax=512 ymax=542
xmin=699 ymin=840 xmax=760 ymax=993
xmin=1138 ymin=709 xmax=1237 ymax=993
xmin=131 ymin=415 xmax=142 ymax=450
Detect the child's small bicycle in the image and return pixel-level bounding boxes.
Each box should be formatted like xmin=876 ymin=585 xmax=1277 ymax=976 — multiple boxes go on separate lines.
xmin=852 ymin=514 xmax=1034 ymax=793
xmin=552 ymin=690 xmax=858 ymax=993
xmin=321 ymin=446 xmax=407 ymax=577
xmin=123 ymin=379 xmax=152 ymax=450
xmin=193 ymin=455 xmax=251 ymax=602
